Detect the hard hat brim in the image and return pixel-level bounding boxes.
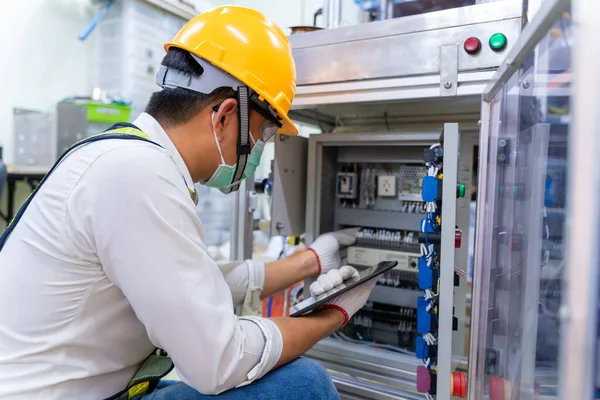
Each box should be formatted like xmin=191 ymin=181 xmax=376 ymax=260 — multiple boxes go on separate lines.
xmin=277 ymin=111 xmax=298 ymax=135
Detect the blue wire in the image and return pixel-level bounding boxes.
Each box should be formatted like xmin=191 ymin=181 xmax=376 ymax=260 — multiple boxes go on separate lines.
xmin=278 ymin=236 xmax=287 ymax=260
xmin=267 ymin=296 xmax=273 ymax=318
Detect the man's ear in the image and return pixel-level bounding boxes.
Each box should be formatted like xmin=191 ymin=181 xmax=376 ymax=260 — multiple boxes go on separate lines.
xmin=213 ymin=98 xmax=238 ymax=142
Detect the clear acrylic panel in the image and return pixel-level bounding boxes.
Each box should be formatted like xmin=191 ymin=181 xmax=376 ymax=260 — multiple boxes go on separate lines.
xmin=474 ymin=8 xmax=572 ymax=400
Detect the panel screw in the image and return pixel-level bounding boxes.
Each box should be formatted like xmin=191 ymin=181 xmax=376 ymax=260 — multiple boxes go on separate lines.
xmin=498 ymin=139 xmax=507 ymax=147
xmin=444 ymin=82 xmax=453 ymax=89
xmin=522 ymin=81 xmax=530 ymax=89
xmin=498 ymin=154 xmax=506 ymax=162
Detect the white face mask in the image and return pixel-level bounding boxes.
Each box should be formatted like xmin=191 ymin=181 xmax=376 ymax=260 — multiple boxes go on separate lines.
xmin=201 ymin=112 xmax=264 ymax=194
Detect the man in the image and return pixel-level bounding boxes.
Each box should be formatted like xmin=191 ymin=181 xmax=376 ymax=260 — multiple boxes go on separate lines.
xmin=0 ymin=6 xmax=376 ymax=400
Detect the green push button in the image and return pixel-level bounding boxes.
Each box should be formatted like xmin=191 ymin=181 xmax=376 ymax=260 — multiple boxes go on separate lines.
xmin=457 ymin=183 xmax=465 ymax=198
xmin=489 ymin=33 xmax=507 ymax=51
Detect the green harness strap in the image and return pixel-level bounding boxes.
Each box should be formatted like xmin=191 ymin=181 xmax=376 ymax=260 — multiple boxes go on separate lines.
xmin=105 ymin=350 xmax=174 ymax=400
xmin=0 ymin=123 xmax=175 ymax=398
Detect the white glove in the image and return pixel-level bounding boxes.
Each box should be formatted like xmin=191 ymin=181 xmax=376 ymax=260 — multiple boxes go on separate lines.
xmin=308 ymin=228 xmax=359 ymax=275
xmin=310 ymin=266 xmax=377 ymax=327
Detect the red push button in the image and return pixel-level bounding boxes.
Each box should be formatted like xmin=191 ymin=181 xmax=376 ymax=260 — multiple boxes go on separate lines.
xmin=464 ymin=37 xmax=481 ymax=54
xmin=451 ymin=372 xmax=467 ymax=398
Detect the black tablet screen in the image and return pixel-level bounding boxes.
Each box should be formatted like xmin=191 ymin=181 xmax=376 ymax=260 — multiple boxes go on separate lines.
xmin=290 ymin=260 xmax=398 ymax=317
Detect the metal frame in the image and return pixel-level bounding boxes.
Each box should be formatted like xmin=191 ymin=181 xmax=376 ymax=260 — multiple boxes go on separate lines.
xmin=292 ymin=72 xmax=497 ymax=109
xmin=436 ymin=123 xmax=460 ymax=399
xmin=455 ymin=131 xmax=478 ymax=358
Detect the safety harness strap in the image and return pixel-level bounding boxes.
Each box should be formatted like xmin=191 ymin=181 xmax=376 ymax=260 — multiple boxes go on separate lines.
xmin=0 ymin=124 xmax=160 ymax=251
xmin=0 ymin=123 xmax=176 ymax=399
xmin=104 ymin=350 xmax=174 ymax=400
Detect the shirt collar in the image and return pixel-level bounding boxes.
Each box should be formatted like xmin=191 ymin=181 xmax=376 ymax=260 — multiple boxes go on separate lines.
xmin=132 ymin=112 xmax=195 ymax=194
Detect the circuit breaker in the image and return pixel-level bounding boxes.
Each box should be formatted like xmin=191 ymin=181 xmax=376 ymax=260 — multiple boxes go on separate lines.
xmin=336 ymin=172 xmax=358 ymax=199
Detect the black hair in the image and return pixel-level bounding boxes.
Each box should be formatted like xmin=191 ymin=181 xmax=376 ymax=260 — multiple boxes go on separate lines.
xmin=145 ymin=47 xmax=235 ymax=127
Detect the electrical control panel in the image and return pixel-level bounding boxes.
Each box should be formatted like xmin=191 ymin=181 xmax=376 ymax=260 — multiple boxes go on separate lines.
xmin=296 ymin=130 xmax=472 ymax=399
xmin=302 ymin=133 xmax=440 ymax=352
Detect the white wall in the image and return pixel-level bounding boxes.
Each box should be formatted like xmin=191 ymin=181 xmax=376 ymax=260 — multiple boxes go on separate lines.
xmin=0 ymin=0 xmax=355 ymax=165
xmin=0 ymin=0 xmax=95 ymax=164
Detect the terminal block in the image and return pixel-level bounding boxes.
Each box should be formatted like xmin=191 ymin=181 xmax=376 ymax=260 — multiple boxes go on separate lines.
xmin=422 ymin=176 xmax=441 ymax=202
xmin=417 ymin=296 xmax=437 ymax=334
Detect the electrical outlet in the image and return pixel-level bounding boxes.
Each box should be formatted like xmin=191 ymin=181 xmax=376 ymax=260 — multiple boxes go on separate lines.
xmin=377 ymin=175 xmax=396 ymax=197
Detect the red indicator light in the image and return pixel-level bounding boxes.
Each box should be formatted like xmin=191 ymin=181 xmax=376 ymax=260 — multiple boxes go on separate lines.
xmin=464 ymin=37 xmax=481 ymax=55
xmin=455 ymin=230 xmax=462 ymax=248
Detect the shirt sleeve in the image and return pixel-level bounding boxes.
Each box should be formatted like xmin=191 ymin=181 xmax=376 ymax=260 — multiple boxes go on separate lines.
xmin=67 ymin=145 xmax=282 ymax=394
xmin=216 ymin=260 xmax=265 ymax=316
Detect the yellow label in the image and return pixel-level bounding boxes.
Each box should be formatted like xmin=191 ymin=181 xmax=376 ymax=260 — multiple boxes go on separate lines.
xmin=128 ymin=381 xmax=150 ymax=398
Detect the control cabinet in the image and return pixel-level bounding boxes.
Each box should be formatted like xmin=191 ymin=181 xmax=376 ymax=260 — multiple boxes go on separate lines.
xmin=275 ymin=130 xmax=474 ymax=399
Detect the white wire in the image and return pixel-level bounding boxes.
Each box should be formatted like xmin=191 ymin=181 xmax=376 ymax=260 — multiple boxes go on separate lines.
xmin=430 ymin=143 xmax=441 ymax=149
xmin=426 ymin=333 xmax=436 ymax=344
xmin=425 ymin=289 xmax=433 ymax=300
xmin=426 ymin=202 xmax=437 ymax=213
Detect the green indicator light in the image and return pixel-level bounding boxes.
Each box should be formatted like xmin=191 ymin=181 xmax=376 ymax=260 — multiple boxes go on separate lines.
xmin=457 ymin=183 xmax=465 ymax=198
xmin=489 ymin=33 xmax=507 ymax=51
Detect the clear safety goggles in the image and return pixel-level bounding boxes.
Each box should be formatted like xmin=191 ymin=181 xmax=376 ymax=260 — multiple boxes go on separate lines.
xmin=213 ymin=93 xmax=283 ymax=142
xmin=249 ymin=97 xmax=282 ymax=142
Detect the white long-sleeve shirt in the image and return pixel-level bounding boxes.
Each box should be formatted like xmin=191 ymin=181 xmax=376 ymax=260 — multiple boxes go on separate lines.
xmin=0 ymin=113 xmax=282 ymax=399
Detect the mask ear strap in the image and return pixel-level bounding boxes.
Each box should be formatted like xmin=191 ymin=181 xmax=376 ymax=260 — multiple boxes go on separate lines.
xmin=230 ymin=86 xmax=251 ymax=191
xmin=211 ymin=112 xmax=226 ymax=165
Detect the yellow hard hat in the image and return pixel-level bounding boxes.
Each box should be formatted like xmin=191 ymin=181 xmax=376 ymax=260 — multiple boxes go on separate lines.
xmin=166 ymin=6 xmax=298 ymax=135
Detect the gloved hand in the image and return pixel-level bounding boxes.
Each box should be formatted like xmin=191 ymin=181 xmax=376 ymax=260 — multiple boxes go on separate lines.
xmin=310 ymin=266 xmax=376 ymax=327
xmin=308 ymin=227 xmax=359 ymax=275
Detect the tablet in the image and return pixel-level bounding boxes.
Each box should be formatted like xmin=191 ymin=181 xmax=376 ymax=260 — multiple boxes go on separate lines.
xmin=289 ymin=260 xmax=398 ymax=317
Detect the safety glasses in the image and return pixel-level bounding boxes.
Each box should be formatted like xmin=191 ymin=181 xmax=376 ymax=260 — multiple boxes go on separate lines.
xmin=212 ymin=97 xmax=282 ymax=142
xmin=249 ymin=97 xmax=282 ymax=142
